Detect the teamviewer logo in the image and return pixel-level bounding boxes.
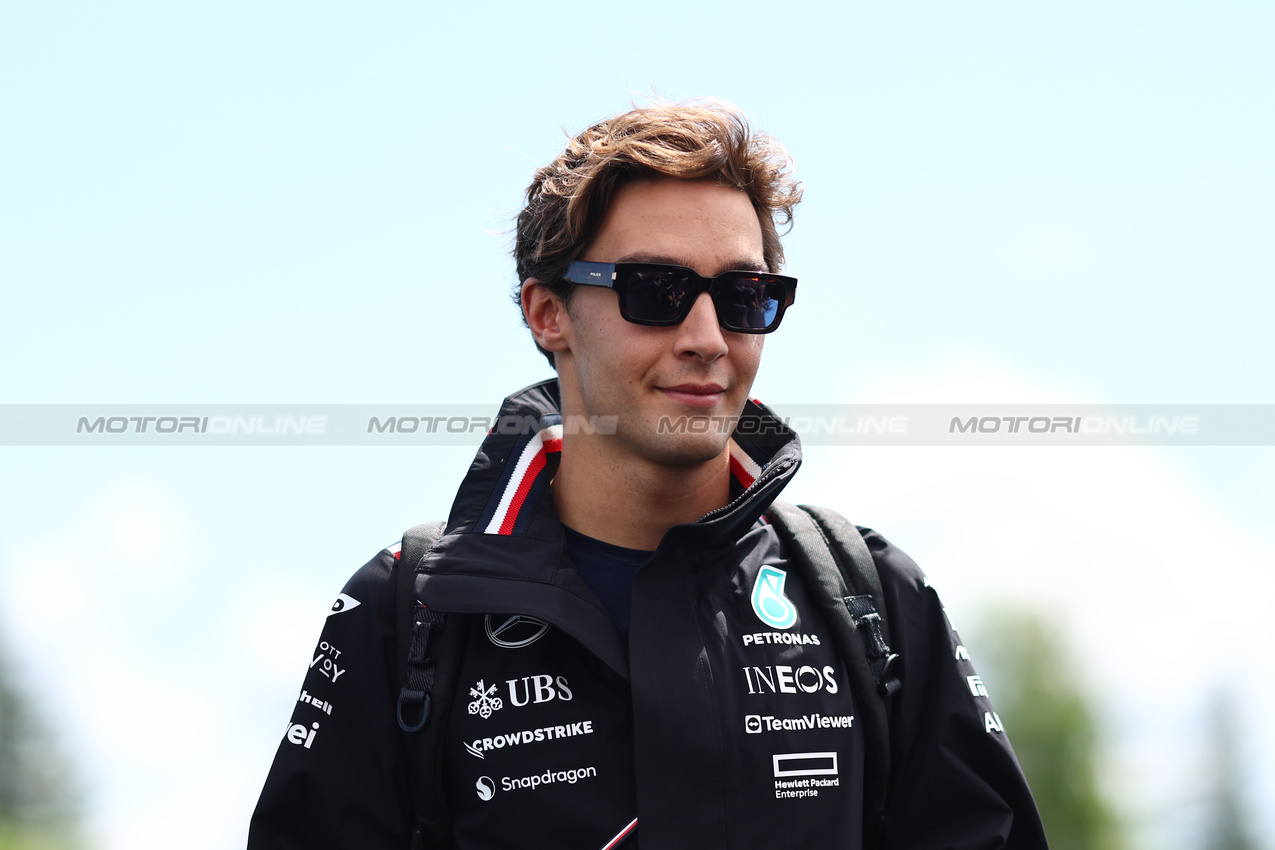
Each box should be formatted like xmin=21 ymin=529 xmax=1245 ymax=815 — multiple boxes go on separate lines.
xmin=745 ymin=714 xmax=762 ymax=734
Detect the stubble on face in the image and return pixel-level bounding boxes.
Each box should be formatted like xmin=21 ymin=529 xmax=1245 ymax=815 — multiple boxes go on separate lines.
xmin=555 ymin=178 xmax=768 ymax=474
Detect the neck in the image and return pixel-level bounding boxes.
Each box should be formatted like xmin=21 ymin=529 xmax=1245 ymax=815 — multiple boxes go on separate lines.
xmin=552 ymin=434 xmax=731 ymax=551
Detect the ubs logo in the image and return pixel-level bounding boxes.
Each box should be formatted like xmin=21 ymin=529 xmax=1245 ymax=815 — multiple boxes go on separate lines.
xmin=485 ymin=614 xmax=550 ymax=649
xmin=468 ymin=680 xmax=505 ymax=719
xmin=466 ymin=675 xmax=574 ymax=719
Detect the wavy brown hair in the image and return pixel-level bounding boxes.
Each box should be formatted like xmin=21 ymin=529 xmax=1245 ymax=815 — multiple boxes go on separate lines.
xmin=514 ymin=99 xmax=804 ymax=366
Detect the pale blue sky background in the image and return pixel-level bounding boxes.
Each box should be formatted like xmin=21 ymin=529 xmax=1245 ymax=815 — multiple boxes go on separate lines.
xmin=1 ymin=3 xmax=1272 ymax=849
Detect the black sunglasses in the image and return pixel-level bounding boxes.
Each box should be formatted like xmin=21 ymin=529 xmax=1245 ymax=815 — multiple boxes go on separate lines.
xmin=563 ymin=261 xmax=798 ymax=334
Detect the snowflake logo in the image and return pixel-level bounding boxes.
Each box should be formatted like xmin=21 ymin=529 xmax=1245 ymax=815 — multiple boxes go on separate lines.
xmin=467 ymin=679 xmax=504 ymax=719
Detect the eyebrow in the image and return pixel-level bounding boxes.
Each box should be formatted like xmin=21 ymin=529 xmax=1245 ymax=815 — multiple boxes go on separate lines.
xmin=612 ymin=252 xmax=769 ymax=273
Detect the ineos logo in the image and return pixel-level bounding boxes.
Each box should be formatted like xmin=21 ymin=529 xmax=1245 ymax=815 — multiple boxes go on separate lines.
xmin=742 ymin=665 xmax=839 ymax=696
xmin=475 ymin=776 xmax=495 ymax=801
xmin=485 ymin=614 xmax=550 ymax=649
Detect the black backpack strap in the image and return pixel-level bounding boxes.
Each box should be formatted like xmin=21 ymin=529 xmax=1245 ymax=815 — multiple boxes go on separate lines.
xmin=396 ymin=522 xmax=446 ymax=733
xmin=766 ymin=500 xmax=901 ymax=845
xmin=798 ymin=504 xmax=901 ymax=697
xmin=394 ymin=522 xmax=466 ymax=849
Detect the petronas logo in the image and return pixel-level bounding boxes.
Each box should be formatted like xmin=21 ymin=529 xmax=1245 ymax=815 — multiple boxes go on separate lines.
xmin=751 ymin=566 xmax=796 ymax=630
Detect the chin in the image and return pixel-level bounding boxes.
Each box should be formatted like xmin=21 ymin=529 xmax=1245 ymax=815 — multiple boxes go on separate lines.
xmin=643 ymin=432 xmax=733 ymax=468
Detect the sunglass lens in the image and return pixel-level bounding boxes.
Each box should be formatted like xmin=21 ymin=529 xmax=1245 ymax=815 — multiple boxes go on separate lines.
xmin=621 ymin=267 xmax=694 ymax=324
xmin=716 ymin=277 xmax=781 ymax=331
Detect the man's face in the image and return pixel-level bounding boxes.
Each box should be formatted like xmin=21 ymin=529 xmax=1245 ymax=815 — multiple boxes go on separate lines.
xmin=552 ymin=177 xmax=768 ymax=469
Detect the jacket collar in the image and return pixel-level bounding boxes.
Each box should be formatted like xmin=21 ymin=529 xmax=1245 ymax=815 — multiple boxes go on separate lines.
xmin=446 ymin=379 xmax=801 ymax=542
xmin=415 ymin=378 xmax=803 ymax=677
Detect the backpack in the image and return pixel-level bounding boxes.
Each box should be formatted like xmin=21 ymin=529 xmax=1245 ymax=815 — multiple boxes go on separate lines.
xmin=393 ymin=501 xmax=902 ymax=849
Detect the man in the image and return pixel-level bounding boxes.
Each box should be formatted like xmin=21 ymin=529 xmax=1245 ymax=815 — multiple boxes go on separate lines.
xmin=249 ymin=100 xmax=1048 ymax=849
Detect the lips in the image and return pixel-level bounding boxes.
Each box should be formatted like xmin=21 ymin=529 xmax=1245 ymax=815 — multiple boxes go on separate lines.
xmin=658 ymin=383 xmax=727 ymax=408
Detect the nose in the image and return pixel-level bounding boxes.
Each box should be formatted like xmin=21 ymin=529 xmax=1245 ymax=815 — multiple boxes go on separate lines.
xmin=673 ymin=292 xmax=729 ymax=362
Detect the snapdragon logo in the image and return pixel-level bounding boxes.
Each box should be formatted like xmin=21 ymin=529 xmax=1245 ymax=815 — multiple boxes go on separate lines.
xmin=751 ymin=566 xmax=796 ymax=630
xmin=501 ymin=765 xmax=598 ymax=792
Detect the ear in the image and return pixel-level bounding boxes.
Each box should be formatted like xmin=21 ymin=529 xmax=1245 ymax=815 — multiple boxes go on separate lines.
xmin=521 ymin=278 xmax=571 ymax=354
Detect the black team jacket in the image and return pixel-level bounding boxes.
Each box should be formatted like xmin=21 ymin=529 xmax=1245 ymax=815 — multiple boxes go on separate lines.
xmin=248 ymin=379 xmax=1049 ymax=850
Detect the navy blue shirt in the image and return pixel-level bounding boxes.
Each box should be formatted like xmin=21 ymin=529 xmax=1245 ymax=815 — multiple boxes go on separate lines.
xmin=563 ymin=525 xmax=653 ymax=634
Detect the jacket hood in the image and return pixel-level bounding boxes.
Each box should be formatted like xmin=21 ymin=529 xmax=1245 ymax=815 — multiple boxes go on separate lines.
xmin=415 ymin=378 xmax=803 ymax=677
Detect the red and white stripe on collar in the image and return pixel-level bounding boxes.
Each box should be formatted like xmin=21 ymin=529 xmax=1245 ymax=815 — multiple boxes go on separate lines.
xmin=481 ymin=423 xmax=563 ymax=535
xmin=728 ymin=439 xmax=762 ymax=489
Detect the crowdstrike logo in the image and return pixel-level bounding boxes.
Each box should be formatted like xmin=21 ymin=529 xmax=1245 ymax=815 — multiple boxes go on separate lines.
xmin=485 ymin=614 xmax=550 ymax=649
xmin=751 ymin=566 xmax=796 ymax=629
xmin=464 ymin=720 xmax=595 ymax=759
xmin=327 ymin=593 xmax=361 ymax=617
